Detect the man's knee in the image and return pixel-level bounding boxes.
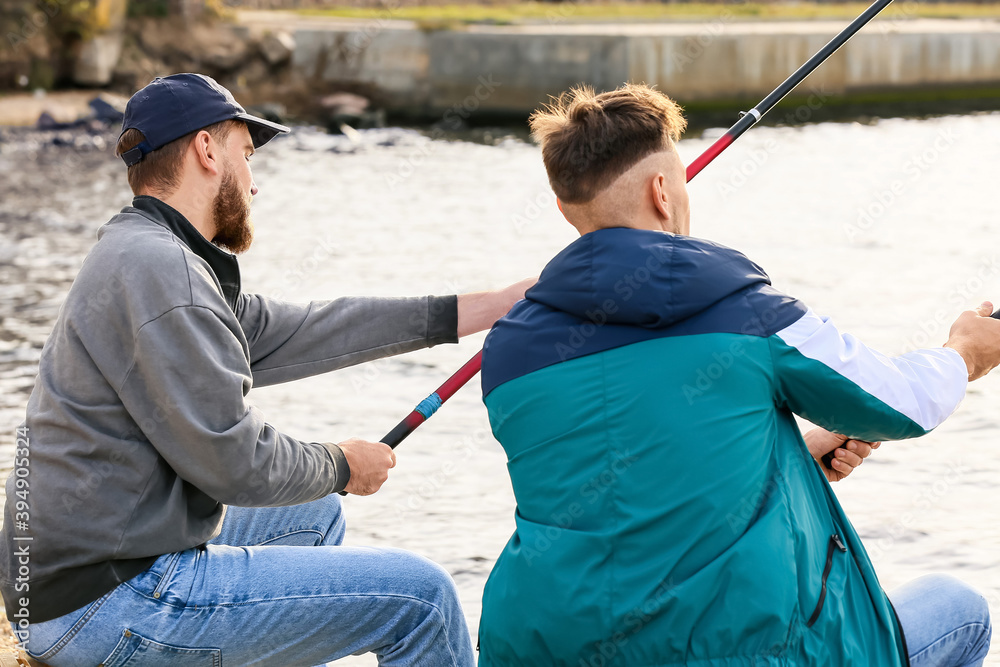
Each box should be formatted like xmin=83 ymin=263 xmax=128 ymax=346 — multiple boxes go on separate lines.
xmin=385 ymin=549 xmax=461 ymax=606
xmin=906 ymin=573 xmax=992 ymax=654
xmin=313 ymin=493 xmax=346 ymax=543
xmin=313 ymin=493 xmax=344 ymax=521
xmin=917 ymin=573 xmax=990 ymax=626
xmin=893 ymin=573 xmax=992 ymax=665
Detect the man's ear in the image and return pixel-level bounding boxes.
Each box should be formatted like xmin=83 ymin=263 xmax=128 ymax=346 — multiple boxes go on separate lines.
xmin=191 ymin=130 xmax=221 ymax=175
xmin=651 ymin=173 xmax=671 ymax=223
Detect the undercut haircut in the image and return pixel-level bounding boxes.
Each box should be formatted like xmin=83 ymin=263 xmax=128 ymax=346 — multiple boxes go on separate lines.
xmin=115 ymin=119 xmax=242 ymax=196
xmin=529 ymin=83 xmax=687 ymax=204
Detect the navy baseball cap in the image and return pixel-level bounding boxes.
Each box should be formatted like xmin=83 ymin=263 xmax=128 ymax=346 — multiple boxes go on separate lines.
xmin=119 ymin=73 xmax=290 ymax=166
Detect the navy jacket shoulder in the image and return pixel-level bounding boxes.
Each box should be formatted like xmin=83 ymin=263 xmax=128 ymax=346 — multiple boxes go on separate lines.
xmin=482 ymin=228 xmax=807 ymax=396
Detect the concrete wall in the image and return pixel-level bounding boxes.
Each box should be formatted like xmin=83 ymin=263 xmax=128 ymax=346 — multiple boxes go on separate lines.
xmin=240 ymin=13 xmax=1000 ymax=116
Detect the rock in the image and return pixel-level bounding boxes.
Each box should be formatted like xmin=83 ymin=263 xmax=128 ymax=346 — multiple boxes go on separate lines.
xmin=88 ymin=95 xmax=126 ymax=125
xmin=73 ymin=32 xmax=125 ymax=86
xmin=319 ymin=92 xmax=369 ymax=117
xmin=70 ymin=0 xmax=128 ymax=86
xmin=202 ymin=40 xmax=250 ymax=71
xmin=318 ymin=92 xmax=383 ymax=133
xmin=195 ymin=23 xmax=252 ymax=71
xmin=232 ymin=58 xmax=270 ymax=94
xmin=135 ymin=19 xmax=250 ymax=73
xmin=246 ymin=102 xmax=288 ymax=125
xmin=134 ymin=18 xmax=180 ymax=60
xmin=259 ymin=31 xmax=295 ymax=66
xmin=36 ymin=112 xmax=65 ymax=130
xmin=112 ymin=34 xmax=169 ymax=91
xmin=35 ymin=104 xmax=83 ymax=129
xmin=30 ymin=92 xmax=126 ymax=131
xmin=169 ymin=0 xmax=205 ymax=20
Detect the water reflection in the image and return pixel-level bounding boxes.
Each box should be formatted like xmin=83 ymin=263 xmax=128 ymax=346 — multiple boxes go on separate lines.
xmin=2 ymin=115 xmax=999 ymax=664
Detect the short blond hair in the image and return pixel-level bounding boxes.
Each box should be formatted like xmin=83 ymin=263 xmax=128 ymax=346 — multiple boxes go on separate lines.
xmin=529 ymin=83 xmax=687 ymax=204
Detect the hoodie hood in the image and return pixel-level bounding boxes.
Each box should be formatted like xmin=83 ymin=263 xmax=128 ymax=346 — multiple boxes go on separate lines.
xmin=482 ymin=227 xmax=807 ymax=396
xmin=527 ymin=227 xmax=770 ymax=329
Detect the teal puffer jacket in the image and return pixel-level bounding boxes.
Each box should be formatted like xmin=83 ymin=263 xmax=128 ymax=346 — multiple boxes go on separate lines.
xmin=479 ymin=228 xmax=966 ymax=666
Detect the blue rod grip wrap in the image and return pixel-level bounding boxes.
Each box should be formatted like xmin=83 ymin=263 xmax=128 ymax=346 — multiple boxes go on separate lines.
xmin=415 ymin=392 xmax=443 ymax=420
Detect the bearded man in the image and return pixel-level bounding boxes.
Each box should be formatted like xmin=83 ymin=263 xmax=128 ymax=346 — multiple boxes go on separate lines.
xmin=0 ymin=73 xmax=529 ymax=666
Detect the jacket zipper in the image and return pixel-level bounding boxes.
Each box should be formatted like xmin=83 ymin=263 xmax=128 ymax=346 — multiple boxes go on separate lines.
xmin=806 ymin=533 xmax=847 ymax=628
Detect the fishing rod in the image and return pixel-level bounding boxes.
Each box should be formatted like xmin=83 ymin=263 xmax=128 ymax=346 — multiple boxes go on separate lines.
xmin=379 ymin=0 xmax=897 ymax=450
xmin=686 ymin=0 xmax=894 ymax=180
xmin=380 ymin=351 xmax=482 ymax=448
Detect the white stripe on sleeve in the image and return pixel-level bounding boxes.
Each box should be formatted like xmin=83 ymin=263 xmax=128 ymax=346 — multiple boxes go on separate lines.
xmin=775 ymin=309 xmax=968 ymax=431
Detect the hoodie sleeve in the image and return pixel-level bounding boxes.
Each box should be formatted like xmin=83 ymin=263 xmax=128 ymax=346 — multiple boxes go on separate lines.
xmin=118 ymin=304 xmax=350 ymax=505
xmin=235 ymin=294 xmax=459 ymax=387
xmin=768 ymin=309 xmax=968 ymax=441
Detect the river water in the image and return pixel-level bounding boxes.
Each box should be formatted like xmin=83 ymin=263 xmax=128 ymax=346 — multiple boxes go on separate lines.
xmin=2 ymin=113 xmax=1000 ymax=664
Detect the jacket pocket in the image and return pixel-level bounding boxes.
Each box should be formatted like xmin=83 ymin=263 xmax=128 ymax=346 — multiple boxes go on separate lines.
xmin=806 ymin=533 xmax=847 ymax=628
xmin=100 ymin=629 xmax=221 ymax=667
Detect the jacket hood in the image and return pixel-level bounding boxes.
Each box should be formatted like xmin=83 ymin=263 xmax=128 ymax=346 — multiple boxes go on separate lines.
xmin=526 ymin=227 xmax=772 ymax=328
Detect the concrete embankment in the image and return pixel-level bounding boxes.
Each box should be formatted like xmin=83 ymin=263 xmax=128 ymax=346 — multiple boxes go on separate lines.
xmin=238 ymin=12 xmax=1000 ymax=117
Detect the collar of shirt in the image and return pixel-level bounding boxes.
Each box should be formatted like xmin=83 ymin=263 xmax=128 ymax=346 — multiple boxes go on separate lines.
xmin=129 ymin=195 xmax=242 ymax=312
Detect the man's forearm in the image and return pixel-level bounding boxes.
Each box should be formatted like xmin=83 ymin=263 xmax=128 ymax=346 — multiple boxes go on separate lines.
xmin=457 ymin=277 xmax=536 ymax=337
xmin=238 ymin=294 xmax=459 ymax=386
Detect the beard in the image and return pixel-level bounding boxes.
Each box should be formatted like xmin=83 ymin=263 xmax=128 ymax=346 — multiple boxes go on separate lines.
xmin=211 ymin=166 xmax=254 ymax=254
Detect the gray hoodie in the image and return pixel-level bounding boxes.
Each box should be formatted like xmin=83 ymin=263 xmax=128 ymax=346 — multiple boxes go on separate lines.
xmin=0 ymin=196 xmax=458 ymax=622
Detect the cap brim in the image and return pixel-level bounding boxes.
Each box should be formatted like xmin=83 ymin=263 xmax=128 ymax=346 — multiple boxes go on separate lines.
xmin=237 ymin=113 xmax=290 ymax=149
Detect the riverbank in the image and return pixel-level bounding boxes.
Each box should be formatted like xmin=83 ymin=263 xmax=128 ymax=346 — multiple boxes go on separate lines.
xmin=233 ymin=11 xmax=1000 ymax=120
xmin=297 ymin=1 xmax=1000 ymax=24
xmin=6 ymin=7 xmax=1000 ymax=128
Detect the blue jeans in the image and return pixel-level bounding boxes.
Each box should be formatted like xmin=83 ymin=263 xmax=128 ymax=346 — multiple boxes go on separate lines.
xmin=891 ymin=573 xmax=992 ymax=667
xmin=17 ymin=495 xmax=475 ymax=666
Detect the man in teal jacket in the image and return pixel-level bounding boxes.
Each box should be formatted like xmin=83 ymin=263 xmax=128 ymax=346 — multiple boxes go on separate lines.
xmin=479 ymin=84 xmax=998 ymax=666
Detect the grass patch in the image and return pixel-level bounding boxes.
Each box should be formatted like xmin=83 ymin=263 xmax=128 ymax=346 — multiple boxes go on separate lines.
xmin=296 ymin=2 xmax=1000 ymax=25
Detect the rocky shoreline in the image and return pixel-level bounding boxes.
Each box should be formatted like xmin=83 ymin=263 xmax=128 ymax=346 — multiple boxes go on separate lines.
xmin=7 ymin=6 xmax=1000 ymax=131
xmin=1 ymin=5 xmax=386 ymax=130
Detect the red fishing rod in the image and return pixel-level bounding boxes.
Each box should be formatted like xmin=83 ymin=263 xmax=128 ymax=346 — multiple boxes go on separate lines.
xmin=379 ymin=351 xmax=483 ymax=447
xmin=379 ymin=0 xmax=896 ymax=449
